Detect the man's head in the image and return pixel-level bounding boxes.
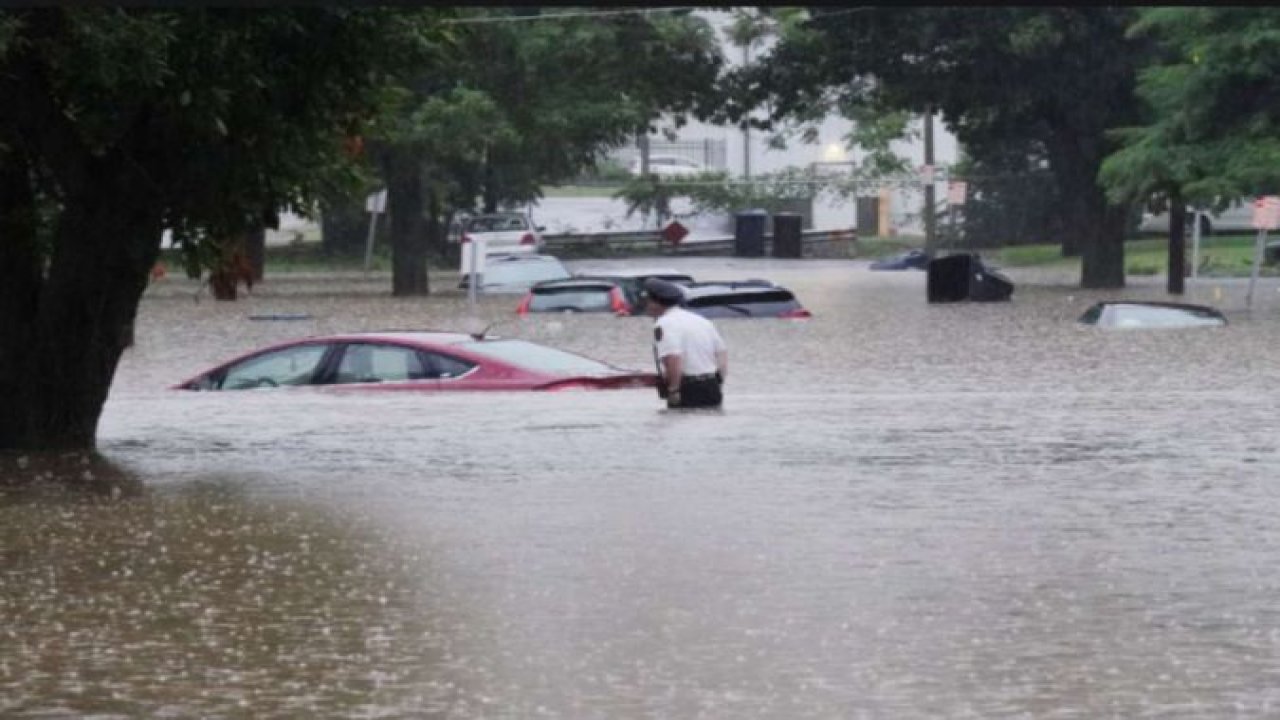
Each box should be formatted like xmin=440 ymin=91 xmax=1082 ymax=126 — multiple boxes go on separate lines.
xmin=643 ymin=278 xmax=684 ymax=316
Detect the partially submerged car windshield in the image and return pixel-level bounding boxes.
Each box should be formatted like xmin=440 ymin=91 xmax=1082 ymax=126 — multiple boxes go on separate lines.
xmin=482 ymin=259 xmax=569 ymax=287
xmin=457 ymin=339 xmax=617 ymax=375
xmin=685 ymin=289 xmax=802 ymax=316
xmin=528 ymin=285 xmax=614 ymax=312
xmin=1079 ymin=301 xmax=1227 ymax=328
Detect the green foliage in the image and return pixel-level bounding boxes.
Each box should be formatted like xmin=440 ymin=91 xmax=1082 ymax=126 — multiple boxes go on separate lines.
xmin=0 ymin=8 xmax=454 ymax=448
xmin=950 ymin=142 xmax=1067 ymax=248
xmin=372 ymin=7 xmax=723 ymax=220
xmin=1101 ymin=8 xmax=1280 ymax=212
xmin=1126 ymin=262 xmax=1160 ymax=276
xmin=2 ymin=8 xmax=448 ymax=249
xmin=615 ymin=166 xmax=836 ymax=224
xmin=614 ymin=176 xmax=680 ymax=225
xmin=569 ymin=158 xmax=631 ymax=185
xmin=724 ymin=7 xmax=1149 ymax=286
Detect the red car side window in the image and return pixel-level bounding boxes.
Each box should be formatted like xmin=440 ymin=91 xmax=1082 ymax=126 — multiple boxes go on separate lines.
xmin=425 ymin=352 xmax=476 ymax=379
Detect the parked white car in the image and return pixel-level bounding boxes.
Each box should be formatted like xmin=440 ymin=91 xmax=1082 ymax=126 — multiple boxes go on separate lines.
xmin=628 ymin=154 xmax=707 ymax=178
xmin=460 ymin=212 xmax=545 ymax=254
xmin=1139 ymin=199 xmax=1257 ymax=236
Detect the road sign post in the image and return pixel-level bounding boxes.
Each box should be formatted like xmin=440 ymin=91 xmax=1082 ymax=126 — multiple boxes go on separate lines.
xmin=363 ymin=189 xmax=387 ymax=273
xmin=460 ymin=236 xmax=488 ymax=312
xmin=1247 ymin=196 xmax=1280 ymax=309
xmin=946 ymin=181 xmax=966 ymax=249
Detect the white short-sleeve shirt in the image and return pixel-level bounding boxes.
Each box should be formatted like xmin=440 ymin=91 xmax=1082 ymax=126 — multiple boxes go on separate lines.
xmin=653 ymin=307 xmax=726 ymax=376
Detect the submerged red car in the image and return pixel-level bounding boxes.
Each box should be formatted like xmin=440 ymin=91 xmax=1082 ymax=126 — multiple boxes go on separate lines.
xmin=173 ymin=331 xmax=659 ymax=392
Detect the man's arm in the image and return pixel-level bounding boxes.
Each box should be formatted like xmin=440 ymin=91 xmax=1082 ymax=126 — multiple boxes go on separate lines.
xmin=715 ymin=350 xmax=728 ymax=383
xmin=661 ymin=353 xmax=683 ymax=397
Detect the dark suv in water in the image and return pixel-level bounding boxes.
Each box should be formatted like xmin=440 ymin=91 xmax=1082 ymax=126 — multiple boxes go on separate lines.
xmin=517 ymin=269 xmax=696 ymax=316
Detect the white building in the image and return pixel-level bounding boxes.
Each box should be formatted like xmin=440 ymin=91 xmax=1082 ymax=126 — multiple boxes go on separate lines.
xmin=635 ymin=9 xmax=960 ymax=235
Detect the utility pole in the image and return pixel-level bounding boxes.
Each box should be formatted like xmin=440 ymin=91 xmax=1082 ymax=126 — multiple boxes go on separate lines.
xmin=637 ymin=130 xmax=653 ymax=229
xmin=922 ymin=107 xmax=937 ymax=258
xmin=742 ymin=44 xmax=752 ymax=180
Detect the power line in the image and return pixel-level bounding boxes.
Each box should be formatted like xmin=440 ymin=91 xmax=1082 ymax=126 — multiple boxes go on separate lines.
xmin=441 ymin=7 xmax=701 ymax=25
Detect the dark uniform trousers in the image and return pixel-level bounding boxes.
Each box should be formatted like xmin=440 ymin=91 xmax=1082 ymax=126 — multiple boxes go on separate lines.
xmin=674 ymin=373 xmax=722 ymax=408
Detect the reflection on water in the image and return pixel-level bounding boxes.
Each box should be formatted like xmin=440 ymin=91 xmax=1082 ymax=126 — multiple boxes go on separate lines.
xmin=5 ymin=259 xmax=1280 ymax=717
xmin=0 ymin=485 xmax=468 ymax=717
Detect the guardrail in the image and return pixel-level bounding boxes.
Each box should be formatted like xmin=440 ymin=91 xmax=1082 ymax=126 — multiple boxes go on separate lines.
xmin=543 ymin=227 xmax=858 ymax=259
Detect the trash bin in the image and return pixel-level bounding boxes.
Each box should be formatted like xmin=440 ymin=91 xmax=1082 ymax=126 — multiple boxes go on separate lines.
xmin=1266 ymin=240 xmax=1280 ymax=266
xmin=772 ymin=212 xmax=803 ymax=258
xmin=927 ymin=253 xmax=1014 ymax=303
xmin=734 ymin=209 xmax=768 ymax=257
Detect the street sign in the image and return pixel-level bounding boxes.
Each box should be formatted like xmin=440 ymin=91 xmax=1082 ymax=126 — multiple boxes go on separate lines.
xmin=947 ymin=181 xmax=968 ymax=206
xmin=1251 ymin=196 xmax=1280 ymax=230
xmin=920 ymin=165 xmax=935 ymax=184
xmin=661 ymin=220 xmax=689 ymax=245
xmin=459 ymin=236 xmax=489 ymax=275
xmin=365 ymin=189 xmax=387 ymax=214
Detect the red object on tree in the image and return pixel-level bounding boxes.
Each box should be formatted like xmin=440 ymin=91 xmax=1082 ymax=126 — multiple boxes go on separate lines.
xmin=661 ymin=220 xmax=688 ymax=245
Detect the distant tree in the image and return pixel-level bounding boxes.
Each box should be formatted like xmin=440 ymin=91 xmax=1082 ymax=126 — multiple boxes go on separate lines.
xmin=719 ymin=7 xmax=1149 ymax=288
xmin=370 ymin=7 xmax=723 ymax=295
xmin=0 ymin=8 xmax=444 ymax=452
xmin=1100 ymin=9 xmax=1280 ymax=292
xmin=1101 ymin=8 xmax=1280 ymax=215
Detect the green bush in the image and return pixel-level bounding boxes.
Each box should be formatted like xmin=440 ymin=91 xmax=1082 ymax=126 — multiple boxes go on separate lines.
xmin=574 ymin=159 xmax=632 ymax=185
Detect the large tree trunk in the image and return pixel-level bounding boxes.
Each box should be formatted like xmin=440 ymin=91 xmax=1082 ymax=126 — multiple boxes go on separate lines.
xmin=246 ymin=226 xmax=266 ymax=283
xmin=1047 ymin=129 xmax=1126 ymax=289
xmin=0 ymin=154 xmax=43 ymax=449
xmin=385 ymin=157 xmax=429 ymax=296
xmin=1081 ymin=204 xmax=1129 ymax=290
xmin=1 ymin=161 xmax=162 ymax=450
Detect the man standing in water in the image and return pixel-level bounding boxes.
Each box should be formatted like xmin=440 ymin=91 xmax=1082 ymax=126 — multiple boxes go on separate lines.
xmin=644 ymin=278 xmax=728 ymax=409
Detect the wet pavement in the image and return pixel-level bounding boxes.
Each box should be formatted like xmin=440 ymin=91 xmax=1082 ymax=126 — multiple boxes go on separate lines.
xmin=5 ymin=258 xmax=1280 ymax=718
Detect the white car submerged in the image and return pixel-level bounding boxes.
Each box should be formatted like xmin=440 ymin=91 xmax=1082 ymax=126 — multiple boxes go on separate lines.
xmin=460 ymin=212 xmax=545 ymax=254
xmin=628 ymin=154 xmax=707 ymax=178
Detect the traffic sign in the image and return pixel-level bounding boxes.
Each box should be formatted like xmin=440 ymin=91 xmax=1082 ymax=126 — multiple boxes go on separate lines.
xmin=661 ymin=220 xmax=689 ymax=245
xmin=947 ymin=181 xmax=967 ymax=206
xmin=1251 ymin=196 xmax=1280 ymax=230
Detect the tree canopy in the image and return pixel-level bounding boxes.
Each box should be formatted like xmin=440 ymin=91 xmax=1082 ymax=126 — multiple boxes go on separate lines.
xmin=0 ymin=8 xmax=447 ymax=451
xmin=366 ymin=7 xmax=724 ymax=294
xmin=719 ymin=7 xmax=1148 ymax=288
xmin=1101 ymin=8 xmax=1280 ymax=211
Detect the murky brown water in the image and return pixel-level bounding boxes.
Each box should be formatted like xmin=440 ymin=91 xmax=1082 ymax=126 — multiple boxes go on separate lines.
xmin=6 ymin=257 xmax=1280 ymax=718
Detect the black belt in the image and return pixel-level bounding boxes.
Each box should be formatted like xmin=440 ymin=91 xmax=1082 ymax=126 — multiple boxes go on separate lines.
xmin=684 ymin=374 xmax=718 ymax=382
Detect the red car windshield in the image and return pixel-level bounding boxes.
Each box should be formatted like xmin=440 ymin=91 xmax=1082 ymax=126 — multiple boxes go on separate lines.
xmin=457 ymin=339 xmax=619 ymax=375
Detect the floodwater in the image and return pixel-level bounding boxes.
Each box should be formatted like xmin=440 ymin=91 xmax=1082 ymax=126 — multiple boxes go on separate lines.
xmin=6 ymin=257 xmax=1280 ymax=718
